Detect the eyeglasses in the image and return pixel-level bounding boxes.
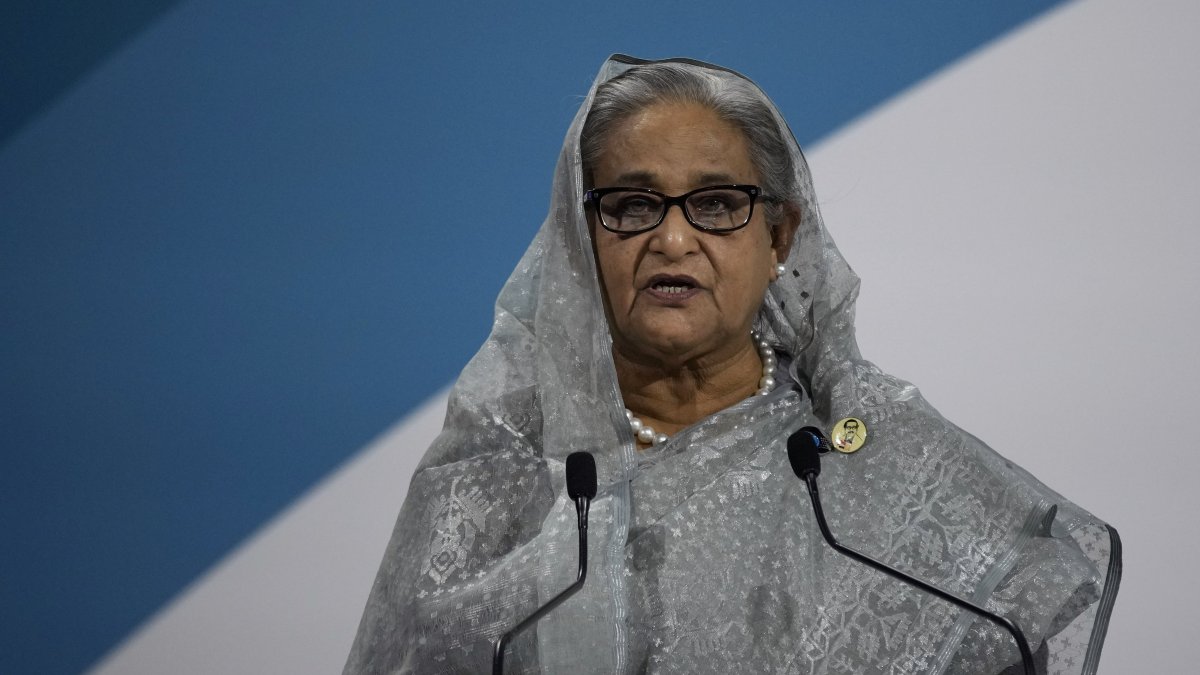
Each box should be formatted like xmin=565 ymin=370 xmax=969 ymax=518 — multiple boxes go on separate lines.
xmin=584 ymin=184 xmax=767 ymax=234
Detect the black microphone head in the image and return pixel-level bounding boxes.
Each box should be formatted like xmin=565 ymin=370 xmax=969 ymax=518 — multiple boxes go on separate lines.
xmin=787 ymin=427 xmax=825 ymax=479
xmin=565 ymin=452 xmax=597 ymax=500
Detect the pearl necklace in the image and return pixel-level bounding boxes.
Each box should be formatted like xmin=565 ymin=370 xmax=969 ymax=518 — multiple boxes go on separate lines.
xmin=625 ymin=332 xmax=777 ymax=447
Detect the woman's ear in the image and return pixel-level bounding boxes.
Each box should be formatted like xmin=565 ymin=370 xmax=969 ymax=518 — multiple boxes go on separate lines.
xmin=771 ymin=201 xmax=802 ymax=265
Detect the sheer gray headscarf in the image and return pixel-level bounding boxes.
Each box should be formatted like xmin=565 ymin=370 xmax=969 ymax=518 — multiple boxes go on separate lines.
xmin=344 ymin=54 xmax=1121 ymax=675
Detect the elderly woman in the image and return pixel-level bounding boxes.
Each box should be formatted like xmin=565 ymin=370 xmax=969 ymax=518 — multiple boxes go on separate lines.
xmin=344 ymin=56 xmax=1120 ymax=674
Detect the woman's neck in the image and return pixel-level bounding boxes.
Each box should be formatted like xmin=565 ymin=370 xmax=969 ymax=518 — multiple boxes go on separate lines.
xmin=613 ymin=336 xmax=764 ymax=439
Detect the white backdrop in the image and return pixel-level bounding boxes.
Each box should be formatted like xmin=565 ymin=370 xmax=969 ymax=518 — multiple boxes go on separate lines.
xmin=818 ymin=2 xmax=1199 ymax=670
xmin=93 ymin=1 xmax=1197 ymax=672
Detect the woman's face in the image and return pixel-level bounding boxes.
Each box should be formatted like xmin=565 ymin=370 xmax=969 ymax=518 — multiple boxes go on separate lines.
xmin=590 ymin=101 xmax=784 ymax=369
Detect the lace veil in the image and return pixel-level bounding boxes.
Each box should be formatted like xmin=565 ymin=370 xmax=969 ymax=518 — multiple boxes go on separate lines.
xmin=344 ymin=54 xmax=1121 ymax=675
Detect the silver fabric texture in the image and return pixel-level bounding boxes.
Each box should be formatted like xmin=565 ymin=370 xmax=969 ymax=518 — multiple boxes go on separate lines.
xmin=344 ymin=55 xmax=1120 ymax=675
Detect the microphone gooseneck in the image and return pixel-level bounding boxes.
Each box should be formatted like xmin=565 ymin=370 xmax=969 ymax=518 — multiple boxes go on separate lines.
xmin=492 ymin=451 xmax=596 ymax=675
xmin=786 ymin=428 xmax=1036 ymax=675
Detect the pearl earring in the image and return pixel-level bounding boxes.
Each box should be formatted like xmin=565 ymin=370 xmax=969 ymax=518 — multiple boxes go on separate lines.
xmin=774 ymin=264 xmax=786 ymax=278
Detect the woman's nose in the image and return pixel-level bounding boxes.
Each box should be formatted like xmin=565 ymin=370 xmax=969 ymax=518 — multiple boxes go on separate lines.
xmin=648 ymin=204 xmax=699 ymax=259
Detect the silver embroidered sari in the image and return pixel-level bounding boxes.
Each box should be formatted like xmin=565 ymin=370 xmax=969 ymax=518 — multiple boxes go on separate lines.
xmin=344 ymin=55 xmax=1120 ymax=675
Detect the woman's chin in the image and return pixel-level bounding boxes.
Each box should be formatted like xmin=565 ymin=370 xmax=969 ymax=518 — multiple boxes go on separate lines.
xmin=616 ymin=328 xmax=732 ymax=367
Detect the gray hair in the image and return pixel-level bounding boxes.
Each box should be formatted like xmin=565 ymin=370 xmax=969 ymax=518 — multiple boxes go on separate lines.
xmin=580 ymin=62 xmax=797 ymax=227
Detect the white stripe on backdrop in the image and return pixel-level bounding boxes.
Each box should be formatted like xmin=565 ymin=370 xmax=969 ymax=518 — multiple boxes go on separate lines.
xmin=92 ymin=1 xmax=1197 ymax=672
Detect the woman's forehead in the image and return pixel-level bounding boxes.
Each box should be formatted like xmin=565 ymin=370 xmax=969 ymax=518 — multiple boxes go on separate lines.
xmin=592 ymin=102 xmax=758 ymax=188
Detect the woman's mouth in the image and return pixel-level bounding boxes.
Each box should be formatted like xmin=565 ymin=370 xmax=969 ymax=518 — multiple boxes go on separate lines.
xmin=644 ymin=274 xmax=701 ymax=302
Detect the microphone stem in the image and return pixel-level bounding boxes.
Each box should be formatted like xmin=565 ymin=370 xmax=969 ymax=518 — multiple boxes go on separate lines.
xmin=492 ymin=496 xmax=590 ymax=675
xmin=576 ymin=496 xmax=590 ymax=580
xmin=804 ymin=475 xmax=1035 ymax=675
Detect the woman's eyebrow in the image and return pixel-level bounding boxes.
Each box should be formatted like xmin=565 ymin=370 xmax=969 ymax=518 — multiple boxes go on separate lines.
xmin=606 ymin=171 xmax=741 ymax=188
xmin=694 ymin=172 xmax=737 ymax=185
xmin=610 ymin=170 xmax=656 ymax=186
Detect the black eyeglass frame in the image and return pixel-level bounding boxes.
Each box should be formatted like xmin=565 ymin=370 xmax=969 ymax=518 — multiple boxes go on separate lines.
xmin=583 ymin=184 xmax=769 ymax=234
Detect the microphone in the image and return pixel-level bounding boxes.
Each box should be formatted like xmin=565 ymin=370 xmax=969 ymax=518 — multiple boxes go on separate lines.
xmin=492 ymin=451 xmax=596 ymax=674
xmin=566 ymin=450 xmax=598 ymax=501
xmin=788 ymin=426 xmax=829 ymax=478
xmin=786 ymin=428 xmax=1036 ymax=675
